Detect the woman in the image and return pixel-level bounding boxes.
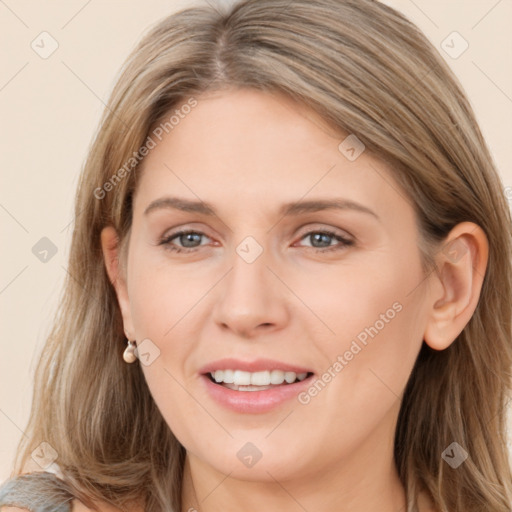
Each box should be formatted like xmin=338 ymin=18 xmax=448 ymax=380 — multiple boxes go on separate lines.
xmin=1 ymin=0 xmax=511 ymax=511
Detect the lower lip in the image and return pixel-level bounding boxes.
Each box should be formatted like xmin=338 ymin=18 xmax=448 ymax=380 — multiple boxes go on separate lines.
xmin=200 ymin=374 xmax=314 ymax=413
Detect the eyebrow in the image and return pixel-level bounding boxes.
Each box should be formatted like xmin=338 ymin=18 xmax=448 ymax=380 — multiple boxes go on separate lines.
xmin=143 ymin=196 xmax=380 ymax=221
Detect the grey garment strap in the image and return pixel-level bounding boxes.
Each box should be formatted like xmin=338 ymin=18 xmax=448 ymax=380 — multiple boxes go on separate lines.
xmin=0 ymin=471 xmax=74 ymax=511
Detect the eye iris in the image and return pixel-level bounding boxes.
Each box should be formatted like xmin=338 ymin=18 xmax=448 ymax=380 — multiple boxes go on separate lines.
xmin=180 ymin=232 xmax=202 ymax=247
xmin=171 ymin=231 xmax=341 ymax=249
xmin=311 ymin=233 xmax=332 ymax=247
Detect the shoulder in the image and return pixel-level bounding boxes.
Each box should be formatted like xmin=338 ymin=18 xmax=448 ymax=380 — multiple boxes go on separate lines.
xmin=0 ymin=471 xmax=72 ymax=511
xmin=0 ymin=472 xmax=141 ymax=512
xmin=1 ymin=502 xmax=130 ymax=512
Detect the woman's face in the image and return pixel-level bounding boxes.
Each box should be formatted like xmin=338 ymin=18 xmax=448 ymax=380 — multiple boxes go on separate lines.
xmin=111 ymin=88 xmax=432 ymax=481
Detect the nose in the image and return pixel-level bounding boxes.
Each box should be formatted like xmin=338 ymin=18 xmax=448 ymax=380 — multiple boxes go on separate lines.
xmin=212 ymin=243 xmax=290 ymax=339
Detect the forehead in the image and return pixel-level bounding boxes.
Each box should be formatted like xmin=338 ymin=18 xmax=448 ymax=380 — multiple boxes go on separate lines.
xmin=140 ymin=87 xmax=344 ymax=172
xmin=133 ymin=88 xmax=409 ymax=222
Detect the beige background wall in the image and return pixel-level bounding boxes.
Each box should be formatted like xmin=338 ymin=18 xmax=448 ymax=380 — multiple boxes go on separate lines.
xmin=1 ymin=0 xmax=511 ymax=479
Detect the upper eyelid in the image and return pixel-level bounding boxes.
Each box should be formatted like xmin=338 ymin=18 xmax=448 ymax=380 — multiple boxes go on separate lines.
xmin=295 ymin=224 xmax=352 ymax=238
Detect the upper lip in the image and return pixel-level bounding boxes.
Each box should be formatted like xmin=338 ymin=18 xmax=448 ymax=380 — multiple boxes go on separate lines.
xmin=199 ymin=358 xmax=313 ymax=375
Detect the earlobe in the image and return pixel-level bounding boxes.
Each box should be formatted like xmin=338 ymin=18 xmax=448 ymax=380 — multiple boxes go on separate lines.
xmin=100 ymin=226 xmax=135 ymax=340
xmin=423 ymin=222 xmax=489 ymax=351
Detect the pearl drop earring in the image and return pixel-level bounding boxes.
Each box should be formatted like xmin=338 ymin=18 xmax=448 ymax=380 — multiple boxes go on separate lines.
xmin=123 ymin=339 xmax=137 ymax=363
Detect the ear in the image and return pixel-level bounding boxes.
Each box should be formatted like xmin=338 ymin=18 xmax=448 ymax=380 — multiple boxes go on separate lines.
xmin=423 ymin=222 xmax=489 ymax=351
xmin=100 ymin=226 xmax=135 ymax=340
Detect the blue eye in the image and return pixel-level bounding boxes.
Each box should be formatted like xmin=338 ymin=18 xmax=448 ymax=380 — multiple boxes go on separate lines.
xmin=159 ymin=230 xmax=209 ymax=253
xmin=297 ymin=230 xmax=354 ymax=252
xmin=159 ymin=229 xmax=353 ymax=254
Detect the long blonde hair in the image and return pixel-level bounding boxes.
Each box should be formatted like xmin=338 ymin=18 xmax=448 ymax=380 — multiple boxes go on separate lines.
xmin=9 ymin=0 xmax=512 ymax=510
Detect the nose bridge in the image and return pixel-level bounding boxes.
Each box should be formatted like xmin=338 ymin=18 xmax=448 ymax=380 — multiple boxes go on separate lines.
xmin=226 ymin=234 xmax=271 ymax=304
xmin=212 ymin=233 xmax=288 ymax=336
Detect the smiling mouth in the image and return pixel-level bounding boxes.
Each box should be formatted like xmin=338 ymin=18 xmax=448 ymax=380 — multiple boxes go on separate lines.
xmin=206 ymin=369 xmax=315 ymax=392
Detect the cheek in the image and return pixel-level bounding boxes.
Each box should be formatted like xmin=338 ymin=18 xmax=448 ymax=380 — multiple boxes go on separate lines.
xmin=126 ymin=261 xmax=204 ymax=434
xmin=127 ymin=248 xmax=202 ymax=340
xmin=298 ymin=254 xmax=417 ymax=345
xmin=301 ymin=250 xmax=425 ymax=400
xmin=284 ymin=258 xmax=425 ymax=464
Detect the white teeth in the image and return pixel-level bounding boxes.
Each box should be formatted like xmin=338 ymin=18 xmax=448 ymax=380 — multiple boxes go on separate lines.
xmin=209 ymin=369 xmax=310 ymax=386
xmin=234 ymin=370 xmax=252 ymax=385
xmin=270 ymin=370 xmax=285 ymax=385
xmin=222 ymin=369 xmax=235 ymax=383
xmin=251 ymin=371 xmax=269 ymax=386
xmin=284 ymin=371 xmax=296 ymax=384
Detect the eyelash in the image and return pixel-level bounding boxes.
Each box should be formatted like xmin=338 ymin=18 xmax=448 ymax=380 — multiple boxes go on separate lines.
xmin=158 ymin=229 xmax=354 ymax=254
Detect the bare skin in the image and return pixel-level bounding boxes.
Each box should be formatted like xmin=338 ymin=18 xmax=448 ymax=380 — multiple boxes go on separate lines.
xmin=99 ymin=88 xmax=488 ymax=512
